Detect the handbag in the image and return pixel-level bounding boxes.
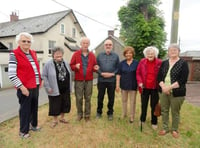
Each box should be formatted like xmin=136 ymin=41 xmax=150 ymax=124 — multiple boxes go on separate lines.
xmin=154 ymin=103 xmax=161 ymax=117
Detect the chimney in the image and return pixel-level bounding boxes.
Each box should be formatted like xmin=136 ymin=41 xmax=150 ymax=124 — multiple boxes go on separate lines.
xmin=10 ymin=12 xmax=19 ymax=22
xmin=108 ymin=30 xmax=114 ymax=37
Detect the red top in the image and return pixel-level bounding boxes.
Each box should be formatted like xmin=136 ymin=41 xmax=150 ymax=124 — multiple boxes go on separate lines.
xmin=146 ymin=59 xmax=156 ymax=88
xmin=136 ymin=58 xmax=162 ymax=93
xmin=70 ymin=49 xmax=97 ymax=81
xmin=13 ymin=46 xmax=41 ymax=88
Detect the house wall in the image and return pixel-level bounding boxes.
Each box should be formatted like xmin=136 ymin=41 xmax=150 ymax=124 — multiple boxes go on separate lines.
xmin=181 ymin=57 xmax=200 ymax=81
xmin=95 ymin=38 xmax=124 ymax=61
xmin=192 ymin=60 xmax=200 ymax=81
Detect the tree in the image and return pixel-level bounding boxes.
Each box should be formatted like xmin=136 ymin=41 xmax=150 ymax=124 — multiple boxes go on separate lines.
xmin=118 ymin=0 xmax=166 ymax=60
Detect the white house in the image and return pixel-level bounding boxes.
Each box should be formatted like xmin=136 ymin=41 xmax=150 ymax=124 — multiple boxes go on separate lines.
xmin=0 ymin=10 xmax=86 ymax=88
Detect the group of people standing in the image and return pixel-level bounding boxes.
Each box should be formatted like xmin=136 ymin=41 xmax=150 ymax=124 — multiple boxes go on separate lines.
xmin=8 ymin=32 xmax=189 ymax=139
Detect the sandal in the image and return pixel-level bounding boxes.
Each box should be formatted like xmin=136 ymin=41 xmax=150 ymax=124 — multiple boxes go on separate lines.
xmin=51 ymin=121 xmax=58 ymax=128
xmin=172 ymin=131 xmax=179 ymax=138
xmin=158 ymin=130 xmax=168 ymax=136
xmin=59 ymin=119 xmax=69 ymax=124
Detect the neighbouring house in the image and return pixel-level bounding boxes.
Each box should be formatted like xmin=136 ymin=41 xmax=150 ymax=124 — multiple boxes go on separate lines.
xmin=0 ymin=10 xmax=86 ymax=88
xmin=180 ymin=51 xmax=200 ymax=81
xmin=94 ymin=30 xmax=124 ymax=61
xmin=0 ymin=42 xmax=11 ymax=88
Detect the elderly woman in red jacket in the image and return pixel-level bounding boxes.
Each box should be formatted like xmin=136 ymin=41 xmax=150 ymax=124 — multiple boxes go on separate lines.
xmin=8 ymin=32 xmax=41 ymax=138
xmin=136 ymin=46 xmax=162 ymax=129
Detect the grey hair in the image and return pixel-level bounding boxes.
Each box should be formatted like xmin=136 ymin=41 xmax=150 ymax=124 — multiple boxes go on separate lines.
xmin=51 ymin=46 xmax=64 ymax=57
xmin=16 ymin=32 xmax=34 ymax=44
xmin=143 ymin=46 xmax=159 ymax=58
xmin=168 ymin=43 xmax=180 ymax=51
xmin=80 ymin=36 xmax=90 ymax=44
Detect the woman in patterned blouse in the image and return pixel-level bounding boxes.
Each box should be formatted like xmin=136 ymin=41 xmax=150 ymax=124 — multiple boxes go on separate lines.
xmin=157 ymin=44 xmax=189 ymax=138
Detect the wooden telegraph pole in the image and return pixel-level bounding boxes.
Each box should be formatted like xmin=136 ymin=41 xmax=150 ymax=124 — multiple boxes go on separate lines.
xmin=170 ymin=0 xmax=180 ymax=44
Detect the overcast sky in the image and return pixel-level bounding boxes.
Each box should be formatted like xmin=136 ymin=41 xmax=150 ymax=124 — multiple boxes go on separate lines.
xmin=0 ymin=0 xmax=200 ymax=52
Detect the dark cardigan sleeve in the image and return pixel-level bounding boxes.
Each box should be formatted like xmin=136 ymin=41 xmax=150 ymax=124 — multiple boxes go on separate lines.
xmin=177 ymin=60 xmax=189 ymax=86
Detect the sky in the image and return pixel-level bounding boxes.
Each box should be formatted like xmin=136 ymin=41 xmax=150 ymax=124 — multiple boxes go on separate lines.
xmin=0 ymin=0 xmax=200 ymax=52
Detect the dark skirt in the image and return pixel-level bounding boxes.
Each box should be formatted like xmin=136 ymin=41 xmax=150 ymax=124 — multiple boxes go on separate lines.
xmin=48 ymin=91 xmax=71 ymax=116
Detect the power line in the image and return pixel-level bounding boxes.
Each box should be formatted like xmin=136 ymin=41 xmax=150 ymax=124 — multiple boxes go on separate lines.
xmin=51 ymin=0 xmax=115 ymax=29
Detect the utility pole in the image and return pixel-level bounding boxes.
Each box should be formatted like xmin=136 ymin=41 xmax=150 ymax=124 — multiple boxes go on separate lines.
xmin=170 ymin=0 xmax=180 ymax=44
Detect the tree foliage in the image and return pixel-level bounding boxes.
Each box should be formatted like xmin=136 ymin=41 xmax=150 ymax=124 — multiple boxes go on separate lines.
xmin=118 ymin=0 xmax=166 ymax=60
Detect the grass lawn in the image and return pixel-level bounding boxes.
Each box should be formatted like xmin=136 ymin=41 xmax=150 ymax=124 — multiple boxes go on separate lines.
xmin=0 ymin=85 xmax=200 ymax=148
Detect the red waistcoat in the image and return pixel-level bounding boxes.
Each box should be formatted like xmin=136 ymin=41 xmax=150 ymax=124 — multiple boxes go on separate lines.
xmin=13 ymin=46 xmax=41 ymax=88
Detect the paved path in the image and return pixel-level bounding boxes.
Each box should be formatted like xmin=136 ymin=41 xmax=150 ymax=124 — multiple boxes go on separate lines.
xmin=0 ymin=87 xmax=48 ymax=123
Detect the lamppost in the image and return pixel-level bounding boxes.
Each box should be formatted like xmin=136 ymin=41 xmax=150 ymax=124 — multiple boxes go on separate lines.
xmin=170 ymin=0 xmax=180 ymax=44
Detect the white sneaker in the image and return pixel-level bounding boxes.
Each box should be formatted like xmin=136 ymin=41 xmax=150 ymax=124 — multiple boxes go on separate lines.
xmin=152 ymin=124 xmax=158 ymax=130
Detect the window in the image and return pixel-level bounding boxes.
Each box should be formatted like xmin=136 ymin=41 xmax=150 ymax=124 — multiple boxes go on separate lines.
xmin=8 ymin=42 xmax=13 ymax=50
xmin=72 ymin=28 xmax=76 ymax=38
xmin=60 ymin=24 xmax=65 ymax=34
xmin=5 ymin=67 xmax=8 ymax=72
xmin=48 ymin=40 xmax=56 ymax=54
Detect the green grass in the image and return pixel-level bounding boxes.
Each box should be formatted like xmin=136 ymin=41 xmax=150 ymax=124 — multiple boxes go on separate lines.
xmin=0 ymin=85 xmax=200 ymax=148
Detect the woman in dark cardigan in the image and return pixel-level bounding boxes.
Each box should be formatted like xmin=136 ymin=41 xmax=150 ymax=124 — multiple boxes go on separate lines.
xmin=157 ymin=44 xmax=189 ymax=138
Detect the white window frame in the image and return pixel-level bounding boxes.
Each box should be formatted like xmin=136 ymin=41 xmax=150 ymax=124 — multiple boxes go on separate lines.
xmin=48 ymin=40 xmax=56 ymax=55
xmin=60 ymin=23 xmax=65 ymax=34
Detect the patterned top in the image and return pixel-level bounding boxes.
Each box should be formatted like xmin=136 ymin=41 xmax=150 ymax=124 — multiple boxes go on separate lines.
xmin=157 ymin=58 xmax=189 ymax=97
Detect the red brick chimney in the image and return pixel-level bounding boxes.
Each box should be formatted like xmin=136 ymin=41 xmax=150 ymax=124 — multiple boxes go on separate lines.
xmin=10 ymin=12 xmax=19 ymax=22
xmin=108 ymin=30 xmax=114 ymax=37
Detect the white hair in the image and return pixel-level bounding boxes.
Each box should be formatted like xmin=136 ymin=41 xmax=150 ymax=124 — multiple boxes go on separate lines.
xmin=143 ymin=46 xmax=159 ymax=58
xmin=15 ymin=32 xmax=34 ymax=44
xmin=80 ymin=36 xmax=90 ymax=44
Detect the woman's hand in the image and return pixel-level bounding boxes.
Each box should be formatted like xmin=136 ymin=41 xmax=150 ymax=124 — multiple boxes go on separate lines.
xmin=20 ymin=85 xmax=29 ymax=96
xmin=161 ymin=85 xmax=171 ymax=95
xmin=116 ymin=86 xmax=120 ymax=93
xmin=48 ymin=88 xmax=53 ymax=94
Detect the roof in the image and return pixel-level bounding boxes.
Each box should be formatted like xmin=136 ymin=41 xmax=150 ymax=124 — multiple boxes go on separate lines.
xmin=0 ymin=10 xmax=85 ymax=38
xmin=94 ymin=35 xmax=124 ymax=51
xmin=64 ymin=42 xmax=80 ymax=52
xmin=180 ymin=51 xmax=200 ymax=57
xmin=0 ymin=42 xmax=8 ymax=49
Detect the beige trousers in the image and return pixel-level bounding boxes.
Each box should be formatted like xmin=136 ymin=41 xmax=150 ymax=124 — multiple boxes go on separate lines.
xmin=121 ymin=90 xmax=137 ymax=120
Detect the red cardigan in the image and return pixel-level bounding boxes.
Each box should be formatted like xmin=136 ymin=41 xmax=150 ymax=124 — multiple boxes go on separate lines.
xmin=70 ymin=49 xmax=97 ymax=81
xmin=136 ymin=58 xmax=162 ymax=93
xmin=13 ymin=46 xmax=41 ymax=88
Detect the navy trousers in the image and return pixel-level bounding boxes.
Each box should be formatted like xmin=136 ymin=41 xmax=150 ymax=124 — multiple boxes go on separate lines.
xmin=17 ymin=86 xmax=39 ymax=134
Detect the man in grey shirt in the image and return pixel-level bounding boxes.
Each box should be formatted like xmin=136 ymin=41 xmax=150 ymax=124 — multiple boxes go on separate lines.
xmin=96 ymin=39 xmax=120 ymax=120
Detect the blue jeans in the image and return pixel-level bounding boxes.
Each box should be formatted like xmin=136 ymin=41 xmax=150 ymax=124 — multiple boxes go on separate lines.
xmin=97 ymin=82 xmax=116 ymax=115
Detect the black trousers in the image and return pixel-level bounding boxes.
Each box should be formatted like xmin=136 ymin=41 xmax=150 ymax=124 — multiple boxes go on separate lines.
xmin=17 ymin=86 xmax=39 ymax=134
xmin=97 ymin=82 xmax=116 ymax=115
xmin=140 ymin=88 xmax=159 ymax=125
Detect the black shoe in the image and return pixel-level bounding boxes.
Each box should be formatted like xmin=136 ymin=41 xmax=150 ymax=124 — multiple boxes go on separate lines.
xmin=108 ymin=115 xmax=113 ymax=121
xmin=30 ymin=124 xmax=41 ymax=131
xmin=96 ymin=113 xmax=102 ymax=119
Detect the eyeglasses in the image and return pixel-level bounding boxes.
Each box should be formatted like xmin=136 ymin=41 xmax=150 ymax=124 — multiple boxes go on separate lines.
xmin=105 ymin=44 xmax=112 ymax=46
xmin=21 ymin=40 xmax=31 ymax=43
